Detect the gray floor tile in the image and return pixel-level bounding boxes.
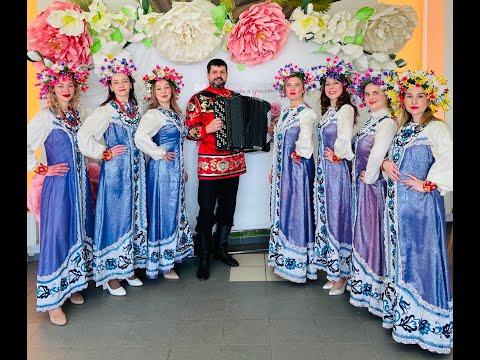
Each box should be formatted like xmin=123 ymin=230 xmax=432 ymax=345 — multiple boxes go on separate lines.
xmin=220 ymin=345 xmax=272 ymax=360
xmin=181 ymin=299 xmax=226 ymax=320
xmin=27 ymin=348 xmax=69 ymax=360
xmin=323 ymin=343 xmax=378 ymax=360
xmin=266 ymin=281 xmax=307 ymax=298
xmin=373 ymin=342 xmax=436 ymax=360
xmin=27 ymin=322 xmax=42 ymax=341
xmin=173 ymin=320 xmax=223 ymax=345
xmin=184 ymin=279 xmax=229 ymax=299
xmin=310 ymin=297 xmax=362 ymax=318
xmin=314 ymin=317 xmax=370 ymax=343
xmin=223 ymin=319 xmax=269 ymax=345
xmin=268 ymin=319 xmax=318 ymax=344
xmin=225 ymin=297 xmax=269 ymax=320
xmin=116 ymin=346 xmax=170 ymax=360
xmin=272 ymin=343 xmax=327 ymax=360
xmin=124 ymin=320 xmax=177 ymax=346
xmin=66 ymin=347 xmax=119 ymax=360
xmin=168 ymin=345 xmax=223 ymax=360
xmin=227 ymin=282 xmax=267 ymax=298
xmin=267 ymin=298 xmax=312 ymax=319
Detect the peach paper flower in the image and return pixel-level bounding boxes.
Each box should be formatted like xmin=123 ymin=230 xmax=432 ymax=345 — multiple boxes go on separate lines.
xmin=226 ymin=0 xmax=290 ymax=66
xmin=27 ymin=0 xmax=93 ymax=70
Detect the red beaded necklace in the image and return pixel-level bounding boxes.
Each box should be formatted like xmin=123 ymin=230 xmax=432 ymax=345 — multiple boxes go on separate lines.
xmin=115 ymin=98 xmax=137 ymax=118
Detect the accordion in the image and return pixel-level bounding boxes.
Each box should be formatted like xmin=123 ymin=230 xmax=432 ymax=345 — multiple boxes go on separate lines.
xmin=213 ymin=94 xmax=271 ymax=152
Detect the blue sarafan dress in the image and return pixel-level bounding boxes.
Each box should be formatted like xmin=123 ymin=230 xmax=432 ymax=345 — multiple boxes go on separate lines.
xmin=135 ymin=107 xmax=194 ymax=279
xmin=349 ymin=109 xmax=397 ymax=316
xmin=312 ymin=104 xmax=355 ymax=281
xmin=78 ymin=100 xmax=148 ymax=286
xmin=27 ymin=108 xmax=94 ymax=312
xmin=268 ymin=104 xmax=317 ymax=283
xmin=382 ymin=120 xmax=453 ymax=354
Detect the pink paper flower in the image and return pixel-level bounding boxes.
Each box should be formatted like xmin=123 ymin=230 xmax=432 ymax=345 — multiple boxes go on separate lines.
xmin=226 ymin=1 xmax=290 ymax=66
xmin=27 ymin=0 xmax=93 ymax=70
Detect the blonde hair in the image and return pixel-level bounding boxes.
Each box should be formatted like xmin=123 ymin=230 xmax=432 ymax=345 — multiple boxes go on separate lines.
xmin=146 ymin=80 xmax=181 ymax=115
xmin=45 ymin=82 xmax=81 ymax=115
xmin=397 ymin=102 xmax=442 ymax=129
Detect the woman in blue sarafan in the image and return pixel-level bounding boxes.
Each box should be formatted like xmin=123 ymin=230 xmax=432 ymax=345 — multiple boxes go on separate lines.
xmin=78 ymin=56 xmax=147 ymax=296
xmin=348 ymin=70 xmax=398 ymax=316
xmin=27 ymin=63 xmax=93 ymax=326
xmin=135 ymin=66 xmax=194 ymax=280
xmin=380 ymin=70 xmax=453 ymax=354
xmin=268 ymin=64 xmax=317 ymax=283
xmin=310 ymin=57 xmax=359 ymax=296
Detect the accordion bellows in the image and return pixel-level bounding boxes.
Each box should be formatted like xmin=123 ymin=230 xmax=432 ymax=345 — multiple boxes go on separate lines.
xmin=214 ymin=95 xmax=271 ymax=152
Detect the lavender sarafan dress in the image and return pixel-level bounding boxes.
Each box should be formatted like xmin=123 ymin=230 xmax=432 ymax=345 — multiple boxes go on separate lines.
xmin=312 ymin=104 xmax=355 ymax=281
xmin=382 ymin=120 xmax=453 ymax=354
xmin=27 ymin=108 xmax=94 ymax=312
xmin=349 ymin=109 xmax=397 ymax=316
xmin=135 ymin=107 xmax=194 ymax=279
xmin=268 ymin=104 xmax=317 ymax=283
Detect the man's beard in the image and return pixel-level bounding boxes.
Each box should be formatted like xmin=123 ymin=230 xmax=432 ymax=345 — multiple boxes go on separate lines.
xmin=210 ymin=78 xmax=226 ymax=88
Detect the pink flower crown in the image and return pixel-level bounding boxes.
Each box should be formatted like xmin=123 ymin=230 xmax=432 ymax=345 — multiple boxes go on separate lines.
xmin=142 ymin=65 xmax=184 ymax=102
xmin=309 ymin=56 xmax=356 ymax=94
xmin=35 ymin=62 xmax=90 ymax=100
xmin=273 ymin=63 xmax=314 ymax=99
xmin=396 ymin=69 xmax=451 ymax=114
xmin=352 ymin=69 xmax=399 ymax=109
xmin=97 ymin=57 xmax=137 ymax=87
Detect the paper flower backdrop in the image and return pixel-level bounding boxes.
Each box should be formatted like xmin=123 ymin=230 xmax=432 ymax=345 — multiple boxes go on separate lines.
xmin=27 ymin=0 xmax=418 ymax=73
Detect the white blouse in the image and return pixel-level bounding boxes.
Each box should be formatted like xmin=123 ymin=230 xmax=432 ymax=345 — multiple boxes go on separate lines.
xmin=294 ymin=106 xmax=317 ymax=159
xmin=77 ymin=105 xmax=113 ymax=159
xmin=333 ymin=104 xmax=355 ymax=161
xmin=134 ymin=109 xmax=169 ymax=161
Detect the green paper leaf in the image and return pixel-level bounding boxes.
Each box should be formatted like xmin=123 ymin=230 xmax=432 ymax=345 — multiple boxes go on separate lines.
xmin=142 ymin=37 xmax=153 ymax=49
xmin=355 ymin=7 xmax=375 ymax=21
xmin=211 ymin=4 xmax=227 ymax=32
xmin=220 ymin=0 xmax=235 ymax=12
xmin=111 ymin=28 xmax=124 ymax=43
xmin=120 ymin=6 xmax=134 ymax=18
xmin=27 ymin=50 xmax=43 ymax=62
xmin=237 ymin=63 xmax=246 ymax=71
xmin=395 ymin=58 xmax=407 ymax=67
xmin=343 ymin=36 xmax=354 ymax=44
xmin=313 ymin=44 xmax=328 ymax=54
xmin=89 ymin=39 xmax=101 ymax=55
xmin=354 ymin=33 xmax=364 ymax=45
xmin=389 ymin=53 xmax=396 ymax=60
xmin=222 ymin=41 xmax=228 ymax=51
xmin=141 ymin=0 xmax=150 ymax=14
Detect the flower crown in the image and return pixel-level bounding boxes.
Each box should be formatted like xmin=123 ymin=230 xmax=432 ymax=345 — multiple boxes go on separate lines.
xmin=396 ymin=69 xmax=451 ymax=113
xmin=352 ymin=69 xmax=399 ymax=109
xmin=97 ymin=57 xmax=137 ymax=87
xmin=273 ymin=63 xmax=314 ymax=98
xmin=309 ymin=56 xmax=356 ymax=94
xmin=142 ymin=65 xmax=184 ymax=102
xmin=35 ymin=62 xmax=90 ymax=100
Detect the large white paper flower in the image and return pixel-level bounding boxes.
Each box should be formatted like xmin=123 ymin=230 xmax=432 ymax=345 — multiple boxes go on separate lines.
xmin=47 ymin=9 xmax=85 ymax=36
xmin=361 ymin=4 xmax=418 ymax=54
xmin=323 ymin=10 xmax=359 ymax=44
xmin=153 ymin=0 xmax=222 ymax=63
xmin=290 ymin=5 xmax=320 ymax=41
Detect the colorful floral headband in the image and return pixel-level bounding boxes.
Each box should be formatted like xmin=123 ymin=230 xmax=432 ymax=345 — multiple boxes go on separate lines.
xmin=273 ymin=63 xmax=314 ymax=98
xmin=352 ymin=69 xmax=399 ymax=109
xmin=396 ymin=69 xmax=451 ymax=113
xmin=310 ymin=56 xmax=356 ymax=94
xmin=35 ymin=62 xmax=90 ymax=100
xmin=97 ymin=57 xmax=137 ymax=87
xmin=142 ymin=65 xmax=184 ymax=102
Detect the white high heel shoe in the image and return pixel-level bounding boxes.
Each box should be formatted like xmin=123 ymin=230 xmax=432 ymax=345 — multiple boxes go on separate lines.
xmin=163 ymin=269 xmax=179 ymax=280
xmin=103 ymin=282 xmax=126 ymax=296
xmin=328 ymin=282 xmax=346 ymax=296
xmin=125 ymin=276 xmax=143 ymax=287
xmin=322 ymin=280 xmax=334 ymax=290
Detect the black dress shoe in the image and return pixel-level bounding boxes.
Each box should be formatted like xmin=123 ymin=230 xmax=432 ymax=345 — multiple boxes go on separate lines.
xmin=213 ymin=251 xmax=239 ymax=267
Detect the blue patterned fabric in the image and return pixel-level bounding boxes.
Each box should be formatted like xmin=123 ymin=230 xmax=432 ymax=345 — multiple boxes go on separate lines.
xmin=145 ymin=108 xmax=194 ymax=278
xmin=36 ymin=109 xmax=94 ymax=312
xmin=382 ymin=121 xmax=453 ymax=354
xmin=93 ymin=101 xmax=148 ymax=286
xmin=268 ymin=105 xmax=316 ymax=283
xmin=349 ymin=113 xmax=389 ymax=316
xmin=312 ymin=106 xmax=353 ymax=281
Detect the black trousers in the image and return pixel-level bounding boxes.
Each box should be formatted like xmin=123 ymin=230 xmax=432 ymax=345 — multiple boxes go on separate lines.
xmin=195 ymin=176 xmax=240 ymax=234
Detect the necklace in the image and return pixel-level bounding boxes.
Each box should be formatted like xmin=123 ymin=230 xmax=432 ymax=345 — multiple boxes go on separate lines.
xmin=115 ymin=99 xmax=137 ymax=118
xmin=61 ymin=107 xmax=78 ymax=126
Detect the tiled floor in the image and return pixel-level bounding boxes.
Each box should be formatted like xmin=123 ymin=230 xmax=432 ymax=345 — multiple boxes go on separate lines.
xmin=27 ymin=253 xmax=453 ymax=360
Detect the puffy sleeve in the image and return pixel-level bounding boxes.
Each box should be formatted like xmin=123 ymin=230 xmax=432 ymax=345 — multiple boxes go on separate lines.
xmin=295 ymin=107 xmax=316 ymax=159
xmin=27 ymin=110 xmax=53 ymax=172
xmin=334 ymin=104 xmax=355 ymax=160
xmin=363 ymin=118 xmax=398 ymax=184
xmin=425 ymin=121 xmax=453 ymax=195
xmin=134 ymin=109 xmax=168 ymax=160
xmin=77 ymin=105 xmax=112 ymax=159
